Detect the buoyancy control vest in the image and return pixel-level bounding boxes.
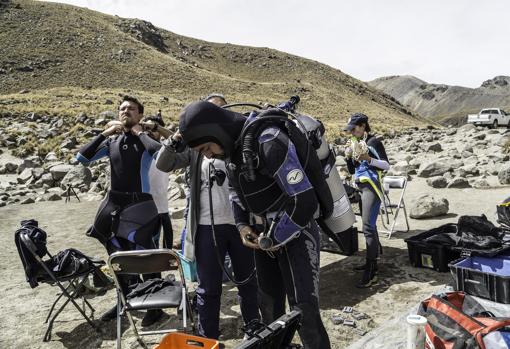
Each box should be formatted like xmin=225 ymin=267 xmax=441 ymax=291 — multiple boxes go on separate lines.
xmin=233 ymin=96 xmax=355 ymax=243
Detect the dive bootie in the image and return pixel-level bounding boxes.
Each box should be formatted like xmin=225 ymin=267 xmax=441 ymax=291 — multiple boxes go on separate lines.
xmin=355 ymin=259 xmax=378 ymax=288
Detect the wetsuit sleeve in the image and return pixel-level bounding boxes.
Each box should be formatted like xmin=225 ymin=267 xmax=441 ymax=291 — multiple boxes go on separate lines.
xmin=229 ymin=188 xmax=250 ymax=228
xmin=155 ymin=141 xmax=192 ymax=172
xmin=76 ymin=134 xmax=109 ymax=164
xmin=259 ymin=128 xmax=318 ymax=236
xmin=367 ymin=137 xmax=390 ymax=171
xmin=138 ymin=132 xmax=162 ymax=157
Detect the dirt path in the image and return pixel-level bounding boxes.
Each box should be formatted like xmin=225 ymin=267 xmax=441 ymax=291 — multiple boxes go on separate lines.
xmin=1 ymin=177 xmax=509 ymax=348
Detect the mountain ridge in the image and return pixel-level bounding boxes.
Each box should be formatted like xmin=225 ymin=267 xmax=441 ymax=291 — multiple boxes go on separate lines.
xmin=368 ymin=75 xmax=510 ymax=124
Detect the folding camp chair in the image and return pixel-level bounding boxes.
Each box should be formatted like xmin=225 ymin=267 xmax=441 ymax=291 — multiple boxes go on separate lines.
xmin=379 ymin=176 xmax=410 ymax=238
xmin=108 ymin=249 xmax=194 ymax=349
xmin=16 ymin=231 xmax=101 ymax=341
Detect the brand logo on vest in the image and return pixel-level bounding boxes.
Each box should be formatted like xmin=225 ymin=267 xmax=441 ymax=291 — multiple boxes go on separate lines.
xmin=287 ymin=169 xmax=304 ymax=184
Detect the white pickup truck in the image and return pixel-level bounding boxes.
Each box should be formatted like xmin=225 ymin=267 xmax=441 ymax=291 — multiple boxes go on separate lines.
xmin=467 ymin=108 xmax=510 ymax=128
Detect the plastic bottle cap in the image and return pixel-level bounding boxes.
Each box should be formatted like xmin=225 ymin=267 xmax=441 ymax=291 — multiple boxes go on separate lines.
xmin=406 ymin=315 xmax=427 ymax=326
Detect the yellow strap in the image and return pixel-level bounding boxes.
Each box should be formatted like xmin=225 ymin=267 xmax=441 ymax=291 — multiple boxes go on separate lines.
xmin=359 ymin=176 xmax=383 ymax=200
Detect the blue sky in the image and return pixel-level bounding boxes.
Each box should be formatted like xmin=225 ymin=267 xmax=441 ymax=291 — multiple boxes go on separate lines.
xmin=51 ymin=0 xmax=509 ymax=88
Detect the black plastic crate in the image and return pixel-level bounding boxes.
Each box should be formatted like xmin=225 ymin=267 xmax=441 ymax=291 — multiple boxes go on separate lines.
xmin=405 ymin=224 xmax=461 ymax=272
xmin=449 ymin=256 xmax=510 ymax=304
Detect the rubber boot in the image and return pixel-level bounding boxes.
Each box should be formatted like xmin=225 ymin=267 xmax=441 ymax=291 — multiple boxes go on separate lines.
xmin=355 ymin=259 xmax=378 ymax=288
xmin=353 ymin=260 xmax=379 ymax=272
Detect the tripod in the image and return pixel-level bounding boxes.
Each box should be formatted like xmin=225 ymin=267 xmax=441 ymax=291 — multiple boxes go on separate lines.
xmin=65 ymin=184 xmax=80 ymax=203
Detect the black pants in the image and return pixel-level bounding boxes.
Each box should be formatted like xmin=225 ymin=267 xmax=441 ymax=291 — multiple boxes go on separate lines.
xmin=159 ymin=213 xmax=173 ymax=249
xmin=255 ymin=222 xmax=331 ymax=349
xmin=359 ymin=183 xmax=382 ymax=260
xmin=195 ymin=224 xmax=259 ymax=339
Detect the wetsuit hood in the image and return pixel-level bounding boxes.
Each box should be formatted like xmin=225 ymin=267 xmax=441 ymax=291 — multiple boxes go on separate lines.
xmin=179 ymin=101 xmax=246 ymax=157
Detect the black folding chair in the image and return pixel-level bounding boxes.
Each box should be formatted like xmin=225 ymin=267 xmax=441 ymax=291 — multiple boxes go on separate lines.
xmin=16 ymin=230 xmax=101 ymax=341
xmin=108 ymin=249 xmax=194 ymax=349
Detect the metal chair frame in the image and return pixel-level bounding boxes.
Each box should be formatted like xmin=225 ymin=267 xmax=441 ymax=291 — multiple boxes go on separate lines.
xmin=380 ymin=176 xmax=410 ymax=238
xmin=107 ymin=248 xmax=194 ymax=349
xmin=19 ymin=232 xmax=99 ymax=341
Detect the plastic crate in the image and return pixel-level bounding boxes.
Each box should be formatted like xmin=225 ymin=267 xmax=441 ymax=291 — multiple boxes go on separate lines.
xmin=176 ymin=251 xmax=197 ymax=282
xmin=405 ymin=224 xmax=461 ymax=272
xmin=449 ymin=256 xmax=510 ymax=304
xmin=154 ymin=332 xmax=219 ymax=349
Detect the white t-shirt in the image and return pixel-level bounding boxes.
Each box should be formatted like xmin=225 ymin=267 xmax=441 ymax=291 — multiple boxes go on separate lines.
xmin=198 ymin=158 xmax=235 ymax=225
xmin=149 ymin=160 xmax=170 ymax=214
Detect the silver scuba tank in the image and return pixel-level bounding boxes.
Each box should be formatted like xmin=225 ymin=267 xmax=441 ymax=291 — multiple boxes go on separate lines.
xmin=294 ymin=115 xmax=356 ymax=233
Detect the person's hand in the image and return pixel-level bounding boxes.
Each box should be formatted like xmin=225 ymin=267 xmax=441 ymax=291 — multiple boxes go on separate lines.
xmin=344 ymin=146 xmax=353 ymax=159
xmin=239 ymin=226 xmax=260 ymax=249
xmin=357 ymin=153 xmax=371 ymax=162
xmin=102 ymin=121 xmax=123 ymax=137
xmin=140 ymin=120 xmax=158 ymax=132
xmin=131 ymin=124 xmax=144 ymax=136
xmin=171 ymin=131 xmax=182 ymax=142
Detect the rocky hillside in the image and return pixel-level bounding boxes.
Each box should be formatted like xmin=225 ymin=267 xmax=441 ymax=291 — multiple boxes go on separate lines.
xmin=0 ymin=0 xmax=427 ymax=159
xmin=368 ymin=75 xmax=510 ymax=125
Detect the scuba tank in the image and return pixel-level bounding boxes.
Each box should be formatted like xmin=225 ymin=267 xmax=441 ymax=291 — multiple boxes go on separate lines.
xmin=293 ymin=114 xmax=356 ymax=235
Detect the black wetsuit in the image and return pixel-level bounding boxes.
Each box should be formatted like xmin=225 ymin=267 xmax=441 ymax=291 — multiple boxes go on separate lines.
xmin=346 ymin=134 xmax=389 ymax=260
xmin=77 ymin=131 xmax=162 ymax=251
xmin=179 ymin=102 xmax=331 ymax=349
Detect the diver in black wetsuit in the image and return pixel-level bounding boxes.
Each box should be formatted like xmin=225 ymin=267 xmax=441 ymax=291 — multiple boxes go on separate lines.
xmin=76 ymin=95 xmax=164 ymax=325
xmin=177 ymin=101 xmax=331 ymax=349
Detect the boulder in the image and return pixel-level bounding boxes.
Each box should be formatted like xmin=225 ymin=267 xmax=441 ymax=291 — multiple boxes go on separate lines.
xmin=61 ymin=165 xmax=93 ymax=188
xmin=417 ymin=161 xmax=452 ymax=178
xmin=46 ymin=193 xmax=62 ymax=201
xmin=20 ymin=197 xmax=35 ymax=205
xmin=410 ymin=195 xmax=449 ymax=219
xmin=472 ymin=178 xmax=490 ymax=189
xmin=99 ymin=111 xmax=116 ymax=120
xmin=458 ymin=124 xmax=476 ymax=133
xmin=447 ymin=177 xmax=471 ymax=188
xmin=425 ymin=142 xmax=442 ymax=152
xmin=49 ymin=164 xmax=75 ymax=181
xmin=60 ymin=137 xmax=77 ymax=149
xmin=169 ymin=184 xmax=186 ymax=200
xmin=498 ymin=166 xmax=510 ymax=185
xmin=44 ymin=152 xmax=58 ymax=162
xmin=4 ymin=162 xmax=18 ymax=173
xmin=17 ymin=168 xmax=33 ymax=184
xmin=456 ymin=165 xmax=480 ymax=178
xmin=497 ymin=135 xmax=510 ymax=147
xmin=170 ymin=206 xmax=186 ymax=219
xmin=17 ymin=157 xmax=38 ymax=173
xmin=426 ymin=176 xmax=447 ymax=188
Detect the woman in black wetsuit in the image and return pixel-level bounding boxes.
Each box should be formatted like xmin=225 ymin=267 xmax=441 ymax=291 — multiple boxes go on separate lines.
xmin=344 ymin=113 xmax=390 ymax=288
